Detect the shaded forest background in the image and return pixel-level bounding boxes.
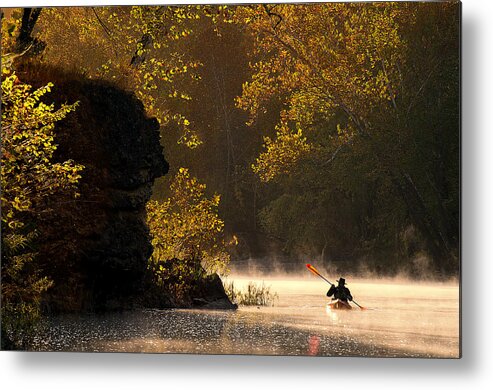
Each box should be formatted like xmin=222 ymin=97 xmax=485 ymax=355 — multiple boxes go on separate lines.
xmin=145 ymin=2 xmax=459 ymax=278
xmin=1 ymin=2 xmax=459 ymax=347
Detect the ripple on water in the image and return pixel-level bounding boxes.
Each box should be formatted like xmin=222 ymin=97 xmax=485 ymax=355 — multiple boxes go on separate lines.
xmin=29 ymin=307 xmax=457 ymax=357
xmin=29 ymin=279 xmax=459 ymax=357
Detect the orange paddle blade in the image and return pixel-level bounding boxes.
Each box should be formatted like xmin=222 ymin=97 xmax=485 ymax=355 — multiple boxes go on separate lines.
xmin=306 ymin=263 xmax=321 ymax=277
xmin=306 ymin=263 xmax=334 ymax=286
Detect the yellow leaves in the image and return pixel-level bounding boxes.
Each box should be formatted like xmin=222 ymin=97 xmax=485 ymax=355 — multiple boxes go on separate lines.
xmin=2 ymin=60 xmax=14 ymax=76
xmin=252 ymin=119 xmax=313 ymax=182
xmin=12 ymin=196 xmax=31 ymax=212
xmin=146 ymin=168 xmax=230 ymax=276
xmin=337 ymin=124 xmax=344 ymax=136
xmin=212 ymin=194 xmax=221 ymax=207
xmin=230 ymin=235 xmax=239 ymax=246
xmin=36 ymin=5 xmax=202 ymax=140
xmin=1 ymin=73 xmax=16 ymax=95
xmin=172 ymin=114 xmax=202 ymax=149
xmin=237 ymin=2 xmax=414 ymax=184
xmin=1 ymin=10 xmax=22 ymax=54
xmin=8 ymin=219 xmax=24 ymax=230
xmin=239 ymin=2 xmax=409 ymax=127
xmin=2 ymin=72 xmax=84 ymax=236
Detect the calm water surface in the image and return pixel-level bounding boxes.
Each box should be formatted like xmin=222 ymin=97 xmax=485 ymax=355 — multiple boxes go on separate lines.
xmin=31 ymin=277 xmax=460 ymax=357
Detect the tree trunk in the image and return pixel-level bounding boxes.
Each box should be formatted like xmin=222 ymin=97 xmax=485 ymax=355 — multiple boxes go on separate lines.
xmin=16 ymin=8 xmax=42 ymax=53
xmin=130 ymin=33 xmax=153 ymax=67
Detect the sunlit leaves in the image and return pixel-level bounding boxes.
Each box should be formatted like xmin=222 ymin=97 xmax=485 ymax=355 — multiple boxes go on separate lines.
xmin=146 ymin=168 xmax=230 ymax=278
xmin=173 ymin=113 xmax=202 ymax=149
xmin=1 ymin=69 xmax=84 ymax=232
xmin=252 ymin=120 xmax=312 ymax=182
xmin=36 ymin=6 xmax=205 ymax=146
xmin=236 ymin=2 xmax=413 ymax=179
xmin=237 ymin=2 xmax=459 ymax=271
xmin=1 ymin=66 xmax=83 ymax=347
xmin=0 ymin=9 xmax=22 ymax=55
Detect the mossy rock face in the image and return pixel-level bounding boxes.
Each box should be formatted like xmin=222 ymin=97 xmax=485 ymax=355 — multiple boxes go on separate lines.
xmin=21 ymin=66 xmax=169 ymax=312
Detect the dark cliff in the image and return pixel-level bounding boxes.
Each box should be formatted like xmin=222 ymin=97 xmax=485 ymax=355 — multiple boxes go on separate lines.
xmin=19 ymin=66 xmax=235 ymax=312
xmin=21 ymin=68 xmax=168 ymax=311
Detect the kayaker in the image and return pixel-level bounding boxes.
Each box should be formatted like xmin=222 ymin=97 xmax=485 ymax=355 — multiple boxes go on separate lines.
xmin=327 ymin=277 xmax=353 ymax=302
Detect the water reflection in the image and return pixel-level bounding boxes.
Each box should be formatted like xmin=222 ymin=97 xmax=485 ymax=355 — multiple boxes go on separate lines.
xmin=308 ymin=335 xmax=320 ymax=356
xmin=325 ymin=305 xmax=340 ymax=321
xmin=30 ymin=278 xmax=460 ymax=357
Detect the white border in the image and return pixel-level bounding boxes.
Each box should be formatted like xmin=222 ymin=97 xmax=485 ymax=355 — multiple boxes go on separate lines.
xmin=2 ymin=1 xmax=492 ymax=389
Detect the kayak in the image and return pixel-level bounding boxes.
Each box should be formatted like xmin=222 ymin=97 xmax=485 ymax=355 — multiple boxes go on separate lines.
xmin=326 ymin=299 xmax=352 ymax=310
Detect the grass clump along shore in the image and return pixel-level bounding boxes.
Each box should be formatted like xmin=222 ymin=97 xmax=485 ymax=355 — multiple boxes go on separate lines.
xmin=224 ymin=281 xmax=278 ymax=307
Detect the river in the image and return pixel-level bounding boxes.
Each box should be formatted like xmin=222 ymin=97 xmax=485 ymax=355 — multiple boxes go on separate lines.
xmin=30 ymin=276 xmax=460 ymax=357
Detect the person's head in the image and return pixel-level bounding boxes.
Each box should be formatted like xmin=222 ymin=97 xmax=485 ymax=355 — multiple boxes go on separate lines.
xmin=338 ymin=278 xmax=346 ymax=286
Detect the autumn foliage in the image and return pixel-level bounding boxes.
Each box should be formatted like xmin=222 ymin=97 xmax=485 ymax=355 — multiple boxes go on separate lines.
xmin=1 ymin=63 xmax=83 ymax=348
xmin=146 ymin=168 xmax=231 ymax=301
xmin=0 ymin=2 xmax=459 ymax=347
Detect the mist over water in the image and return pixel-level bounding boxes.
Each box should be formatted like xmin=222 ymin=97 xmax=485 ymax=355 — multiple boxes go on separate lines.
xmin=229 ymin=255 xmax=459 ymax=283
xmin=31 ymin=274 xmax=459 ymax=357
xmin=230 ymin=275 xmax=459 ymax=356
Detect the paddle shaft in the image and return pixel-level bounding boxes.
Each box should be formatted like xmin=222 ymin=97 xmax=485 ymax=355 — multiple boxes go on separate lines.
xmin=351 ymin=300 xmax=364 ymax=309
xmin=314 ymin=272 xmax=334 ymax=287
xmin=306 ymin=263 xmax=366 ymax=310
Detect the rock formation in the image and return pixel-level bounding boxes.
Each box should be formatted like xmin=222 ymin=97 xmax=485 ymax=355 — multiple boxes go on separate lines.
xmin=21 ymin=68 xmax=168 ymax=310
xmin=21 ymin=66 xmax=235 ymax=311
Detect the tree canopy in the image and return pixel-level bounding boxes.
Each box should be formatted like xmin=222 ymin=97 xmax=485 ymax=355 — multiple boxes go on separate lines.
xmin=0 ymin=2 xmax=460 ymax=332
xmin=234 ymin=3 xmax=459 ymax=274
